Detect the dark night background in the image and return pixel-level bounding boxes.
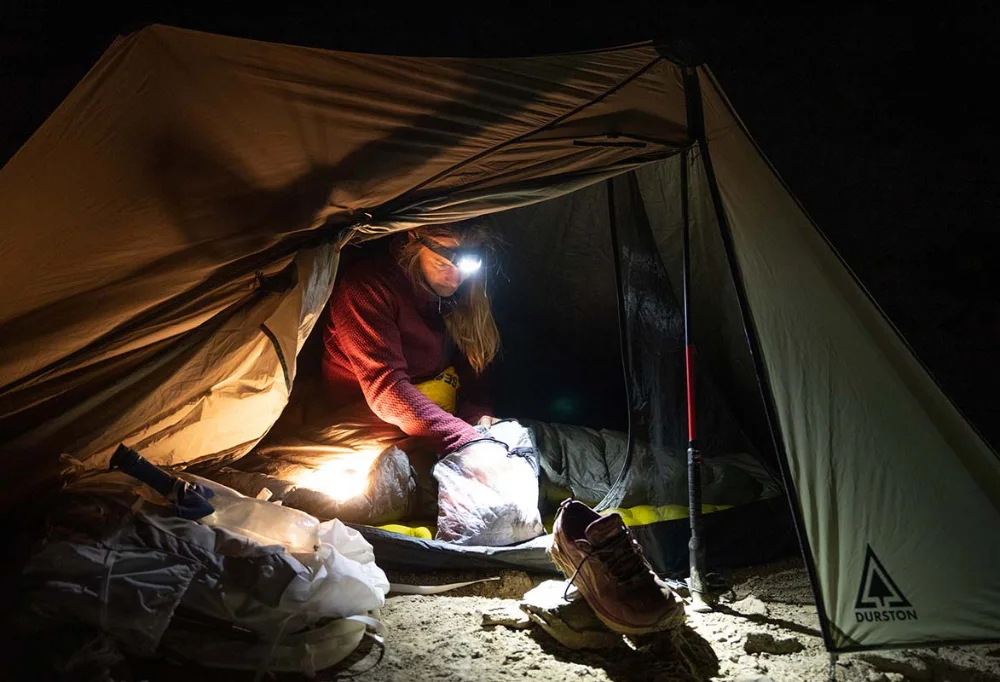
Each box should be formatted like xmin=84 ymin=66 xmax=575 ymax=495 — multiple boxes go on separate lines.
xmin=2 ymin=3 xmax=999 ymax=446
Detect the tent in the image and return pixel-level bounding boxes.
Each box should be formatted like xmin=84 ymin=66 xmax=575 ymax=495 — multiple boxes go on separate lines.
xmin=1 ymin=25 xmax=998 ymax=653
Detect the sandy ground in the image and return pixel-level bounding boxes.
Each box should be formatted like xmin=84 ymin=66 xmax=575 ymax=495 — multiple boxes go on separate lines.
xmin=56 ymin=555 xmax=1000 ymax=682
xmin=332 ymin=556 xmax=1000 ymax=682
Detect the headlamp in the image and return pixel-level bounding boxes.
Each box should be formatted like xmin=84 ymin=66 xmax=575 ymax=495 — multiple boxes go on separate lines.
xmin=419 ymin=238 xmax=482 ymax=274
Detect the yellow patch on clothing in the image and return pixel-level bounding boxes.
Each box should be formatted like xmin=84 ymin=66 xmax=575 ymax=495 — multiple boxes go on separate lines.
xmin=414 ymin=366 xmax=460 ymax=414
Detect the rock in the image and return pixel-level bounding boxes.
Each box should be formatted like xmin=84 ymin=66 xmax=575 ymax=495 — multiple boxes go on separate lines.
xmin=482 ymin=604 xmax=531 ymax=629
xmin=520 ymin=580 xmax=622 ymax=649
xmin=988 ymin=648 xmax=1000 ymax=658
xmin=522 ymin=580 xmax=578 ymax=611
xmin=732 ymin=595 xmax=770 ymax=617
xmin=856 ymin=653 xmax=932 ymax=682
xmin=732 ymin=676 xmax=776 ymax=682
xmin=743 ymin=632 xmax=805 ymax=655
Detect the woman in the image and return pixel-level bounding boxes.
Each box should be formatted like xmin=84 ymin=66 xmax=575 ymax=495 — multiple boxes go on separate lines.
xmin=223 ymin=220 xmax=773 ymax=549
xmin=227 ymin=222 xmax=500 ymax=513
xmin=320 ymin=222 xmax=500 ymax=454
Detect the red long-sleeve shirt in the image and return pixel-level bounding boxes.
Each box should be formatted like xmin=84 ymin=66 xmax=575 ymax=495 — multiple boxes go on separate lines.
xmin=320 ymin=254 xmax=492 ymax=453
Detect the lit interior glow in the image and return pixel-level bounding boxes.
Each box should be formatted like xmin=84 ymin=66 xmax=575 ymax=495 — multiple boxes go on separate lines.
xmin=457 ymin=256 xmax=482 ymax=274
xmin=292 ymin=449 xmax=380 ymax=502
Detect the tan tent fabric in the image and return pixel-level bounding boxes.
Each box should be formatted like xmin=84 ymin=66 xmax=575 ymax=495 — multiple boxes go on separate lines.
xmin=0 ymin=26 xmax=686 ymax=490
xmin=1 ymin=24 xmax=998 ymax=652
xmin=0 ymin=26 xmax=684 ymax=390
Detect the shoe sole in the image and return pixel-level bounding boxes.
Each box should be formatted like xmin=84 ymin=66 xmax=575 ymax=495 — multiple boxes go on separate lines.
xmin=548 ymin=541 xmax=684 ymax=636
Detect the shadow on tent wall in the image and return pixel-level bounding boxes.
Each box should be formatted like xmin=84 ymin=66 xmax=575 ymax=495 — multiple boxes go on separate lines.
xmin=0 ymin=57 xmax=560 ymax=502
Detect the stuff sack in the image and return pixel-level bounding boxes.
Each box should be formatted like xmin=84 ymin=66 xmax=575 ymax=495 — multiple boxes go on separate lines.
xmin=433 ymin=420 xmax=544 ymax=546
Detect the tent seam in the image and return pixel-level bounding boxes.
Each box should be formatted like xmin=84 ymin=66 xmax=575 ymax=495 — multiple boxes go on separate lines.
xmin=375 ymin=56 xmax=667 ymax=217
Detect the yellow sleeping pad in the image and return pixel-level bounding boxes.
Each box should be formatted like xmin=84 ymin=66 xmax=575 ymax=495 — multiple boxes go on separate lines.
xmin=610 ymin=503 xmax=733 ymax=527
xmin=542 ymin=503 xmax=733 ymax=534
xmin=374 ymin=522 xmax=436 ymax=540
xmin=375 ymin=503 xmax=732 ymax=541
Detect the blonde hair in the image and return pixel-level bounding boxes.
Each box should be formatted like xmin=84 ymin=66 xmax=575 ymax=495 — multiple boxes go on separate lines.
xmin=395 ymin=223 xmax=500 ymax=375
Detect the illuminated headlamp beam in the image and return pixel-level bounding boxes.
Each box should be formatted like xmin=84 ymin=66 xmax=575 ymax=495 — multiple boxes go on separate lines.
xmin=457 ymin=256 xmax=482 ymax=274
xmin=420 ymin=237 xmax=482 ymax=275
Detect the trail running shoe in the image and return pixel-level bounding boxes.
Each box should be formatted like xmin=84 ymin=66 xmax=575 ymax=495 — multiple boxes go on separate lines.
xmin=549 ymin=499 xmax=685 ymax=635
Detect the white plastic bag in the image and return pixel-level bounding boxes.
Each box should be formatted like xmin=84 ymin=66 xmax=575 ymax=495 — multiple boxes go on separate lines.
xmin=433 ymin=420 xmax=544 ymax=546
xmin=187 ymin=475 xmax=389 ymax=623
xmin=280 ymin=519 xmax=390 ymax=619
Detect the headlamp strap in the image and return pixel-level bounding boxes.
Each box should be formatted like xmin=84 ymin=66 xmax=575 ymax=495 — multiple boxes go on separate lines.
xmin=419 ymin=237 xmax=476 ymax=265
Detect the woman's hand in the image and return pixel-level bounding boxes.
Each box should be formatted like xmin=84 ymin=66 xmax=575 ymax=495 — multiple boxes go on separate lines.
xmin=477 ymin=415 xmax=501 ymax=428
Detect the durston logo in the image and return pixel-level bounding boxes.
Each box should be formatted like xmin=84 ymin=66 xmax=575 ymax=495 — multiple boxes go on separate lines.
xmin=854 ymin=544 xmax=918 ymax=623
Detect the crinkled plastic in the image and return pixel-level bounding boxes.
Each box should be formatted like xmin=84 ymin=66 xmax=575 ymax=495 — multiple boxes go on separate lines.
xmin=433 ymin=420 xmax=544 ymax=546
xmin=279 ymin=518 xmax=390 ymax=620
xmin=22 ymin=470 xmax=388 ymax=676
xmin=184 ymin=474 xmax=390 ymax=622
xmin=194 ymin=478 xmax=322 ymax=553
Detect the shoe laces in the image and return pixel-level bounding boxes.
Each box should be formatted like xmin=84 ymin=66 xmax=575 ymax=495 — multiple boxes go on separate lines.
xmin=563 ymin=527 xmax=650 ymax=599
xmin=594 ymin=529 xmax=650 ymax=582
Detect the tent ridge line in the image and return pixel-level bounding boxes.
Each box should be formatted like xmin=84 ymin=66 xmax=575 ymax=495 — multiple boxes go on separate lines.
xmin=504 ymin=40 xmax=657 ymax=59
xmin=338 ymin=148 xmax=685 ymax=246
xmin=511 ymin=132 xmax=684 ymax=149
xmin=394 ymin=146 xmax=681 ymax=204
xmin=370 ymin=56 xmax=667 ymax=222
